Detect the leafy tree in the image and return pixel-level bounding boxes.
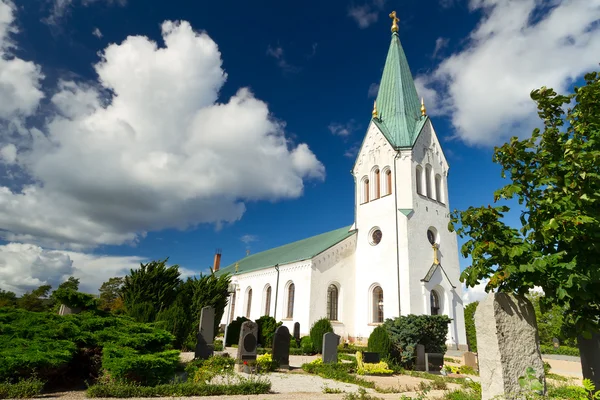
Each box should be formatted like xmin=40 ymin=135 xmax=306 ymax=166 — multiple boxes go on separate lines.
xmin=450 ymin=71 xmax=600 ymax=386
xmin=464 ymin=301 xmax=478 ymax=352
xmin=58 ymin=276 xmax=80 ymax=291
xmin=122 ymin=259 xmax=181 ymax=322
xmin=188 ymin=273 xmax=231 ymax=337
xmin=0 ymin=289 xmax=16 ymax=308
xmin=17 ymin=284 xmax=52 ymax=312
xmin=528 ymin=293 xmax=576 ymax=347
xmin=98 ymin=277 xmax=124 ymax=312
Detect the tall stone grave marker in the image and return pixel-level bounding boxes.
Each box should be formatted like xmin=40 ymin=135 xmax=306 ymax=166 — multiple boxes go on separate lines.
xmin=475 ymin=293 xmax=546 ymax=400
xmin=272 ymin=325 xmax=291 ymax=369
xmin=293 ymin=322 xmax=301 ymax=346
xmin=322 ymin=332 xmax=340 ymax=363
xmin=415 ymin=344 xmax=426 ymax=371
xmin=463 ymin=351 xmax=478 ymax=371
xmin=195 ymin=306 xmax=215 ymax=359
xmin=236 ymin=321 xmax=258 ymax=372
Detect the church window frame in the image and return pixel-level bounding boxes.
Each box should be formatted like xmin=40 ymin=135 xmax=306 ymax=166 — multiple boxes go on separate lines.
xmin=263 ymin=285 xmax=272 ymax=316
xmin=245 ymin=287 xmax=253 ymax=318
xmin=229 ymin=290 xmax=236 ymax=323
xmin=327 ymin=283 xmax=339 ymax=321
xmin=361 ymin=176 xmax=370 ymax=204
xmin=430 ymin=290 xmax=441 ymax=316
xmin=382 ymin=167 xmax=392 ymax=196
xmin=425 ymin=164 xmax=433 ymax=199
xmin=435 ymin=174 xmax=444 ymax=204
xmin=369 ymin=226 xmax=382 ymax=246
xmin=370 ymin=284 xmax=384 ymax=323
xmin=415 ymin=165 xmax=424 ymax=196
xmin=372 ymin=166 xmax=381 ymax=200
xmin=285 ymin=281 xmax=295 ymax=319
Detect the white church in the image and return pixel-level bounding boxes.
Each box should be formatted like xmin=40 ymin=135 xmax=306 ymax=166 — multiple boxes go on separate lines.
xmin=217 ymin=13 xmax=467 ymax=349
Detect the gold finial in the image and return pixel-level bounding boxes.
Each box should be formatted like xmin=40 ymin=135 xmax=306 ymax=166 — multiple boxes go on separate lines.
xmin=389 ymin=11 xmax=399 ymax=33
xmin=421 ymin=97 xmax=426 ymax=116
xmin=372 ymin=101 xmax=378 ymax=118
xmin=234 ymin=262 xmax=239 ymax=273
xmin=433 ymin=244 xmax=439 ymax=265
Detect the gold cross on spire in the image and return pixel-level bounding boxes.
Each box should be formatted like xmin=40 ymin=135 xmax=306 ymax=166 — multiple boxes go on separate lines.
xmin=433 ymin=244 xmax=440 ymax=265
xmin=234 ymin=262 xmax=239 ymax=273
xmin=389 ymin=11 xmax=399 ymax=33
xmin=421 ymin=97 xmax=426 ymax=116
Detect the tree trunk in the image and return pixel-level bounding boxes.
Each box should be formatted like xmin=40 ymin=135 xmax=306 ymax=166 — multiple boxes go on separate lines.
xmin=578 ymin=332 xmax=600 ymax=390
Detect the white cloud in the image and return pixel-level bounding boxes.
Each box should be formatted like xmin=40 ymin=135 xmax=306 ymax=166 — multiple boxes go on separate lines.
xmin=240 ymin=234 xmax=258 ymax=244
xmin=416 ymin=0 xmax=600 ymax=146
xmin=432 ymin=37 xmax=449 ymax=59
xmin=0 ymin=144 xmax=16 ymax=164
xmin=328 ymin=119 xmax=358 ymax=137
xmin=348 ymin=5 xmax=379 ymax=29
xmin=462 ymin=278 xmax=492 ymax=304
xmin=45 ymin=0 xmax=126 ymax=26
xmin=0 ymin=17 xmax=325 ymax=250
xmin=367 ymin=83 xmax=379 ymax=98
xmin=92 ymin=27 xmax=102 ymax=38
xmin=266 ymin=45 xmax=300 ymax=73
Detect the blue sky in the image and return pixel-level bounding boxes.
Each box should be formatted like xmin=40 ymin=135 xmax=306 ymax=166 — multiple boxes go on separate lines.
xmin=0 ymin=0 xmax=598 ymax=300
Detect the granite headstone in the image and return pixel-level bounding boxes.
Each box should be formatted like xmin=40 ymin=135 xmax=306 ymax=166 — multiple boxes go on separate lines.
xmin=195 ymin=306 xmax=215 ymax=359
xmin=415 ymin=344 xmax=426 ymax=371
xmin=272 ymin=325 xmax=291 ymax=369
xmin=293 ymin=322 xmax=301 ymax=346
xmin=463 ymin=351 xmax=479 ymax=371
xmin=322 ymin=332 xmax=340 ymax=363
xmin=236 ymin=321 xmax=258 ymax=372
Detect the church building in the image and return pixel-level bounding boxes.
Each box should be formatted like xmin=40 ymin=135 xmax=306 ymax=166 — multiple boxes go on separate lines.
xmin=217 ymin=13 xmax=468 ymax=349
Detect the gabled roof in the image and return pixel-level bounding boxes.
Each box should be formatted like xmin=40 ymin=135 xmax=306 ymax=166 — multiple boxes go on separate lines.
xmin=216 ymin=226 xmax=356 ymax=276
xmin=421 ymin=263 xmax=456 ymax=288
xmin=373 ymin=31 xmax=425 ymax=149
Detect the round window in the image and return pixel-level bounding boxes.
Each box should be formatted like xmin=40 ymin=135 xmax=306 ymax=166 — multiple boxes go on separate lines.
xmin=427 ymin=229 xmax=436 ymax=245
xmin=370 ymin=229 xmax=382 ymax=245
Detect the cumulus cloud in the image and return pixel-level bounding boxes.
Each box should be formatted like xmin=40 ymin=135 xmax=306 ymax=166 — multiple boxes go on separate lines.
xmin=416 ymin=0 xmax=600 ymax=146
xmin=432 ymin=37 xmax=449 ymax=59
xmin=462 ymin=278 xmax=545 ymax=304
xmin=92 ymin=27 xmax=102 ymax=38
xmin=348 ymin=0 xmax=386 ymax=29
xmin=0 ymin=15 xmax=325 ymax=250
xmin=328 ymin=120 xmax=359 ymax=137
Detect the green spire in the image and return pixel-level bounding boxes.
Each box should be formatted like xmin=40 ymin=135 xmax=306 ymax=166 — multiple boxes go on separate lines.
xmin=373 ymin=31 xmax=425 ymax=148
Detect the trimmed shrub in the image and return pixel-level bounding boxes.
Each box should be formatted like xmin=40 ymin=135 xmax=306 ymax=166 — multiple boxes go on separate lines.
xmin=540 ymin=344 xmax=580 ymax=357
xmin=464 ymin=301 xmax=478 ymax=352
xmin=309 ymin=318 xmax=333 ymax=354
xmin=225 ymin=316 xmax=249 ymax=346
xmin=300 ymin=336 xmax=314 ymax=354
xmin=367 ymin=325 xmax=391 ymax=358
xmin=0 ymin=378 xmax=45 ymax=399
xmin=155 ymin=300 xmax=192 ymax=350
xmin=255 ymin=316 xmax=282 ymax=348
xmin=101 ymin=346 xmax=180 ymax=386
xmin=383 ymin=314 xmax=452 ymax=368
xmin=256 ymin=353 xmax=278 ymax=372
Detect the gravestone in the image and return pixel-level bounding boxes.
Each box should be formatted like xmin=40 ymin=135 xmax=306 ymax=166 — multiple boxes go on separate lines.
xmin=195 ymin=306 xmax=215 ymax=359
xmin=363 ymin=352 xmax=380 ymax=364
xmin=425 ymin=353 xmax=444 ymax=372
xmin=58 ymin=304 xmax=81 ymax=315
xmin=236 ymin=321 xmax=258 ymax=372
xmin=552 ymin=338 xmax=560 ymax=348
xmin=463 ymin=351 xmax=478 ymax=371
xmin=475 ymin=292 xmax=546 ymax=400
xmin=272 ymin=325 xmax=291 ymax=369
xmin=415 ymin=344 xmax=426 ymax=371
xmin=293 ymin=322 xmax=301 ymax=346
xmin=322 ymin=332 xmax=340 ymax=363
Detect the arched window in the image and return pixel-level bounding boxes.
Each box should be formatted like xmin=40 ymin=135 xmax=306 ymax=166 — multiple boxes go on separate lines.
xmin=416 ymin=166 xmax=424 ymax=195
xmin=425 ymin=164 xmax=433 ymax=198
xmin=327 ymin=284 xmax=339 ymax=321
xmin=372 ymin=286 xmax=384 ymax=323
xmin=361 ymin=177 xmax=370 ymax=203
xmin=430 ymin=290 xmax=440 ymax=315
xmin=435 ymin=174 xmax=444 ymax=204
xmin=374 ymin=169 xmax=380 ymax=199
xmin=286 ymin=283 xmax=295 ymax=319
xmin=246 ymin=288 xmax=253 ymax=318
xmin=385 ymin=169 xmax=392 ymax=195
xmin=264 ymin=285 xmax=271 ymax=316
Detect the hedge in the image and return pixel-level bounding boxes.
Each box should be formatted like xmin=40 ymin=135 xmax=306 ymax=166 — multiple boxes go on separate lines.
xmin=309 ymin=318 xmax=333 ymax=353
xmin=539 ymin=344 xmax=580 ymax=357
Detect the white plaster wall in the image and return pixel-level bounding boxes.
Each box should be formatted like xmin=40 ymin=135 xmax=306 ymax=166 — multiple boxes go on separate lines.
xmin=310 ymin=234 xmax=356 ymax=340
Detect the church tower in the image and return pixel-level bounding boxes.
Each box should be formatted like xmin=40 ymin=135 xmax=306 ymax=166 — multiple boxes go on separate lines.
xmin=352 ymin=11 xmax=467 ymax=348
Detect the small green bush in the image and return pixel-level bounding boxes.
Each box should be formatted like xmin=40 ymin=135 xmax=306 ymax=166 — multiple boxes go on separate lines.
xmin=186 ymin=354 xmax=235 ymax=383
xmin=540 ymin=344 xmax=580 ymax=357
xmin=367 ymin=326 xmax=391 ymax=358
xmin=225 ymin=316 xmax=249 ymax=346
xmin=214 ymin=339 xmax=223 ymax=351
xmin=101 ymin=346 xmax=180 ymax=386
xmin=0 ymin=378 xmax=45 ymax=399
xmin=255 ymin=316 xmax=282 ymax=348
xmin=300 ymin=336 xmax=315 ymax=354
xmin=301 ymin=359 xmax=374 ymax=388
xmin=464 ymin=302 xmax=478 ymax=352
xmin=310 ymin=318 xmax=333 ymax=354
xmin=256 ymin=353 xmax=278 ymax=372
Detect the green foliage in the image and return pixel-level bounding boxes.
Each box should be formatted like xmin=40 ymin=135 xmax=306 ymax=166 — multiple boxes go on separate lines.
xmin=58 ymin=277 xmax=80 ymax=291
xmin=463 ymin=301 xmax=478 ymax=352
xmin=0 ymin=289 xmax=17 ymax=308
xmin=383 ymin=314 xmax=451 ymax=367
xmin=187 ymin=273 xmax=231 ymax=338
xmin=355 ymin=351 xmax=393 ymax=375
xmin=186 ymin=355 xmax=235 ymax=383
xmin=301 ymin=359 xmax=375 ymax=388
xmin=225 ymin=316 xmax=249 ymax=346
xmin=300 ymin=336 xmax=315 ymax=354
xmin=256 ymin=353 xmax=278 ymax=372
xmin=540 ymin=344 xmax=580 ymax=356
xmin=99 ymin=277 xmax=124 ymax=312
xmin=122 ymin=259 xmax=181 ymax=322
xmin=100 ymin=346 xmax=180 ymax=386
xmin=17 ymin=285 xmax=52 ymax=312
xmin=529 ymin=292 xmax=577 ymax=347
xmin=342 ymin=387 xmax=382 ymax=400
xmin=310 ymin=318 xmax=334 ymax=353
xmin=52 ymin=288 xmax=99 ymax=310
xmin=450 ymin=71 xmax=600 ymax=339
xmin=367 ymin=325 xmax=391 ymax=358
xmin=255 ymin=316 xmax=282 ymax=348
xmin=87 ymin=375 xmax=271 ymax=398
xmin=518 ymin=366 xmax=544 ymax=394
xmin=155 ymin=298 xmax=192 ymax=350
xmin=0 ymin=378 xmax=45 ymax=399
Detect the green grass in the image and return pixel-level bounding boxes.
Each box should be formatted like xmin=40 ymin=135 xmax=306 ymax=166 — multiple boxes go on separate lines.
xmin=0 ymin=378 xmax=45 ymax=399
xmin=301 ymin=362 xmax=375 ymax=389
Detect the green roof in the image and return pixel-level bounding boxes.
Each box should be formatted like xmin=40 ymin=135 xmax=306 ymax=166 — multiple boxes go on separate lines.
xmin=374 ymin=32 xmax=425 ymax=148
xmin=216 ymin=226 xmax=356 ymax=276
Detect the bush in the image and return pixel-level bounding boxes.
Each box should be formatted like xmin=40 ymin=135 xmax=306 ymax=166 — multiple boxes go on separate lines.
xmin=301 ymin=359 xmax=374 ymax=388
xmin=101 ymin=346 xmax=180 ymax=386
xmin=155 ymin=301 xmax=193 ymax=350
xmin=464 ymin=302 xmax=478 ymax=352
xmin=256 ymin=353 xmax=278 ymax=372
xmin=310 ymin=318 xmax=333 ymax=354
xmin=225 ymin=316 xmax=249 ymax=346
xmin=355 ymin=351 xmax=393 ymax=376
xmin=255 ymin=316 xmax=282 ymax=348
xmin=367 ymin=326 xmax=391 ymax=358
xmin=214 ymin=339 xmax=223 ymax=351
xmin=0 ymin=378 xmax=45 ymax=399
xmin=383 ymin=314 xmax=451 ymax=368
xmin=187 ymin=354 xmax=235 ymax=383
xmin=540 ymin=344 xmax=580 ymax=357
xmin=300 ymin=336 xmax=315 ymax=354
